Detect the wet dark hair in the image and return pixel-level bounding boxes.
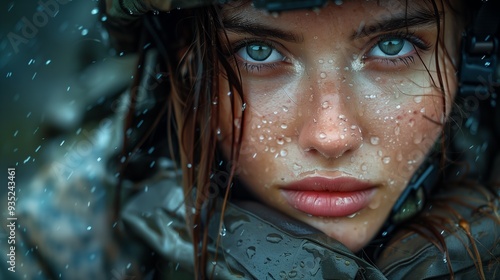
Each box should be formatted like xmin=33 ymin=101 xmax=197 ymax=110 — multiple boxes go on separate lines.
xmin=112 ymin=0 xmax=499 ymax=279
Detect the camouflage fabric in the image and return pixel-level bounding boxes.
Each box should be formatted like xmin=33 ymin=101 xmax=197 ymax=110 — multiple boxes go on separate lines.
xmin=0 ymin=107 xmax=155 ymax=280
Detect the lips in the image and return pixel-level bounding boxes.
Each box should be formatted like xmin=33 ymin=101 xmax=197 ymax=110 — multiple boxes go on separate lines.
xmin=280 ymin=177 xmax=377 ymax=217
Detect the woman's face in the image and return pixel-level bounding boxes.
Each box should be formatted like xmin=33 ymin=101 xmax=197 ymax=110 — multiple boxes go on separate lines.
xmin=218 ymin=0 xmax=460 ymax=251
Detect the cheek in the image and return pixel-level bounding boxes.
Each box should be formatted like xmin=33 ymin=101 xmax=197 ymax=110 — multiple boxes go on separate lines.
xmin=236 ymin=108 xmax=295 ymax=186
xmin=363 ymin=84 xmax=445 ymax=184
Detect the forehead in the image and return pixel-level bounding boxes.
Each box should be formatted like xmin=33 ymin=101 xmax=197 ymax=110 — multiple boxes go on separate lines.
xmin=222 ymin=0 xmax=435 ymax=19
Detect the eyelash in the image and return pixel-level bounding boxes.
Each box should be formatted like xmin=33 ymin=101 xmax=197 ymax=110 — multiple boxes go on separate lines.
xmin=230 ymin=31 xmax=432 ymax=73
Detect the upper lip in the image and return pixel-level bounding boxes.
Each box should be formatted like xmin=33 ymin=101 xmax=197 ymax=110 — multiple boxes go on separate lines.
xmin=281 ymin=175 xmax=376 ymax=192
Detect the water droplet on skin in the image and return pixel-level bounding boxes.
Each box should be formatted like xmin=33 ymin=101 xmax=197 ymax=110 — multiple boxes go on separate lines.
xmin=338 ymin=115 xmax=347 ymax=121
xmin=328 ymin=59 xmax=334 ymax=64
xmin=370 ymin=137 xmax=380 ymax=145
xmin=394 ymin=126 xmax=401 ymax=135
xmin=347 ymin=213 xmax=357 ymax=218
xmin=340 ymin=134 xmax=345 ymax=139
xmin=259 ymin=135 xmax=265 ymax=141
xmin=281 ymin=124 xmax=288 ymax=129
xmin=293 ymin=163 xmax=303 ymax=171
xmin=320 ymin=72 xmax=327 ymax=79
xmin=246 ymin=246 xmax=256 ymax=259
xmin=382 ymin=157 xmax=391 ymax=164
xmin=397 ymin=152 xmax=403 ymax=162
xmin=313 ymin=36 xmax=318 ymax=40
xmin=234 ymin=118 xmax=241 ymax=128
xmin=270 ymin=147 xmax=276 ymax=153
xmin=413 ymin=96 xmax=423 ymax=103
xmin=350 ymin=156 xmax=355 ymax=163
xmin=319 ymin=133 xmax=327 ymax=139
xmin=276 ymin=138 xmax=284 ymax=145
xmin=361 ymin=164 xmax=367 ymax=171
xmin=318 ymin=59 xmax=324 ymax=64
xmin=408 ymin=119 xmax=415 ymax=127
xmin=377 ymin=150 xmax=383 ymax=157
xmin=368 ymin=195 xmax=381 ymax=209
xmin=321 ymin=101 xmax=329 ymax=109
xmin=280 ymin=149 xmax=288 ymax=157
xmin=282 ymin=106 xmax=289 ymax=112
xmin=413 ymin=133 xmax=423 ymax=144
xmin=396 ymin=105 xmax=401 ymax=109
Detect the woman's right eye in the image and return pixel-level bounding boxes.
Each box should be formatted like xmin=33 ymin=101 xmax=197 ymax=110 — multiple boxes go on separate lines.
xmin=236 ymin=42 xmax=285 ymax=64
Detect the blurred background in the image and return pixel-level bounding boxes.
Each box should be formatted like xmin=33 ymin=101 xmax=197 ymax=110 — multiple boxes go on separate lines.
xmin=0 ymin=1 xmax=147 ymax=279
xmin=1 ymin=0 xmax=135 ymax=176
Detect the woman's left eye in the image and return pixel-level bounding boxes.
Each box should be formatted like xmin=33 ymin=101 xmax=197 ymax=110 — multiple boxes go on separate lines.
xmin=368 ymin=38 xmax=415 ymax=58
xmin=236 ymin=42 xmax=285 ymax=64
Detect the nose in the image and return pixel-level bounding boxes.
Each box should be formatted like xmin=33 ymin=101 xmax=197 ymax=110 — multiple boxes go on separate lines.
xmin=298 ymin=93 xmax=363 ymax=159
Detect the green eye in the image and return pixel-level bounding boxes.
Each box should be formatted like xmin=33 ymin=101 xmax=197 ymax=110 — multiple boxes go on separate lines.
xmin=236 ymin=41 xmax=284 ymax=65
xmin=246 ymin=43 xmax=273 ymax=61
xmin=378 ymin=38 xmax=405 ymax=55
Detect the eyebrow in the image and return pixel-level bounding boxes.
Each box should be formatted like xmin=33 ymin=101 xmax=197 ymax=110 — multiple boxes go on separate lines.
xmin=351 ymin=9 xmax=440 ymax=39
xmin=222 ymin=16 xmax=304 ymax=43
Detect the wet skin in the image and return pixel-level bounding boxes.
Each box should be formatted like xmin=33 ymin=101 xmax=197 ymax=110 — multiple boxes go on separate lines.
xmin=218 ymin=0 xmax=461 ymax=251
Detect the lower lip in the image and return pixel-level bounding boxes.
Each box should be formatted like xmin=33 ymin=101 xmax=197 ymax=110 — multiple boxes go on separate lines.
xmin=281 ymin=188 xmax=376 ymax=217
